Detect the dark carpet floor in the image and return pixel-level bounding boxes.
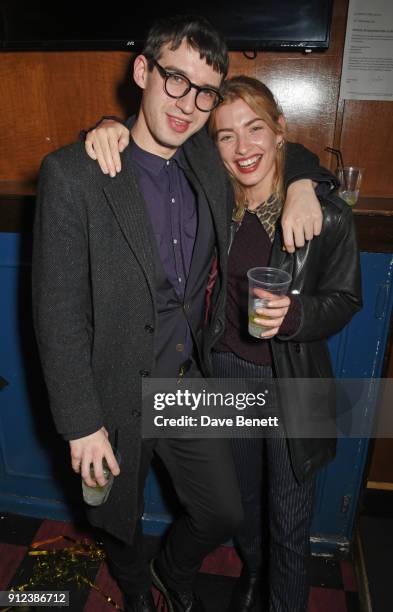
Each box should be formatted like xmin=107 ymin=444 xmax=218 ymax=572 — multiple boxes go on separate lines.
xmin=0 ymin=512 xmax=361 ymax=611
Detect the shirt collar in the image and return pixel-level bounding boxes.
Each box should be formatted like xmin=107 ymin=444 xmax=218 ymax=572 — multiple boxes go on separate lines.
xmin=130 ymin=140 xmax=184 ymax=176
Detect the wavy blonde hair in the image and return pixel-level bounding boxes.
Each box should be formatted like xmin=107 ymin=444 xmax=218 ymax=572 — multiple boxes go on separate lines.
xmin=208 ymin=76 xmax=287 ymax=221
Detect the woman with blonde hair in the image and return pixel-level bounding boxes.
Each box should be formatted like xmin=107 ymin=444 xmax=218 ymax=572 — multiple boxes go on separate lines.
xmin=203 ymin=75 xmax=361 ymax=611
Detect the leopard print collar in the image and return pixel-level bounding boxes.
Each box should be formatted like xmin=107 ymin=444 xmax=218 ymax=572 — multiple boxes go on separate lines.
xmin=235 ymin=194 xmax=283 ymax=242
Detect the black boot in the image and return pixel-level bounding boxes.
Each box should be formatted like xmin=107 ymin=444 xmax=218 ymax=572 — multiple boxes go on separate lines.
xmin=228 ymin=568 xmax=261 ymax=612
xmin=150 ymin=558 xmax=205 ymax=612
xmin=123 ymin=590 xmax=156 ymax=612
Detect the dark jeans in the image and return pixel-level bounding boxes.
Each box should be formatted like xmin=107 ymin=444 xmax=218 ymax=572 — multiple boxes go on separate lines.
xmin=102 ymin=436 xmax=243 ymax=595
xmin=212 ymin=351 xmax=315 ymax=612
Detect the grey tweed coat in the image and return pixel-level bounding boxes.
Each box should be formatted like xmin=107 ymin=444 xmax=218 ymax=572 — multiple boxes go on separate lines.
xmin=32 ymin=128 xmax=232 ymax=544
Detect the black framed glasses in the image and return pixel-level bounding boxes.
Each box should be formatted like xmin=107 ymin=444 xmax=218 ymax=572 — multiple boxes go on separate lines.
xmin=152 ymin=60 xmax=223 ymax=112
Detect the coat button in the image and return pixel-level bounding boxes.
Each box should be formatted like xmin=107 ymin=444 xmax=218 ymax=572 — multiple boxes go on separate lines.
xmin=176 ymin=343 xmax=184 ymax=352
xmin=144 ymin=324 xmax=154 ymax=333
xmin=214 ymin=319 xmax=223 ymax=334
xmin=139 ymin=370 xmax=150 ymax=377
xmin=131 ymin=409 xmax=141 ymax=417
xmin=294 ymin=343 xmax=301 ymax=354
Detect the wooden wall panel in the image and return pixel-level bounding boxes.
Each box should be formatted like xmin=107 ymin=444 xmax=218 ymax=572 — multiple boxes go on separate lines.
xmin=0 ymin=0 xmax=392 ymax=198
xmin=251 ymin=56 xmax=340 ymax=167
xmin=0 ymin=53 xmax=50 ymax=183
xmin=340 ymin=101 xmax=393 ymax=196
xmin=368 ymin=343 xmax=393 ymax=484
xmin=0 ymin=52 xmax=135 ymax=183
xmin=369 ymin=440 xmax=393 ymax=485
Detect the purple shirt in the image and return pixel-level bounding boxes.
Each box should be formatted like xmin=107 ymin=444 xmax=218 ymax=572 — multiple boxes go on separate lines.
xmin=130 ymin=141 xmax=197 ymax=299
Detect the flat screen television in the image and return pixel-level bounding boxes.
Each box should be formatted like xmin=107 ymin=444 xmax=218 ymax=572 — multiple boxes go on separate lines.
xmin=0 ymin=0 xmax=333 ymax=52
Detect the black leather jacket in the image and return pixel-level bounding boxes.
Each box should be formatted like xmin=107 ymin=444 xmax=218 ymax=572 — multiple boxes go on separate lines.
xmin=204 ymin=193 xmax=362 ymax=481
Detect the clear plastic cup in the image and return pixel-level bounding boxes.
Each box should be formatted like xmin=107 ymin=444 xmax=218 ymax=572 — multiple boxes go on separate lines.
xmin=337 ymin=167 xmax=364 ymax=206
xmin=247 ymin=267 xmax=292 ymax=338
xmin=82 ymin=450 xmax=121 ymax=506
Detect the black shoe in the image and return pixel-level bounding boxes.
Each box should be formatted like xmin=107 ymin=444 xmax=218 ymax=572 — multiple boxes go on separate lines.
xmin=228 ymin=568 xmax=261 ymax=612
xmin=150 ymin=558 xmax=205 ymax=612
xmin=123 ymin=590 xmax=156 ymax=612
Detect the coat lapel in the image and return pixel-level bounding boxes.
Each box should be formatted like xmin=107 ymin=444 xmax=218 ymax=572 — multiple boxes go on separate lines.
xmin=182 ymin=130 xmax=230 ymax=259
xmin=103 ymin=147 xmax=156 ymax=293
xmin=183 ymin=179 xmax=215 ymax=297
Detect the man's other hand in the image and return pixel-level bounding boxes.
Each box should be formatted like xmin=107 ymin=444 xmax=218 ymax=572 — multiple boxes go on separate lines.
xmin=281 ymin=179 xmax=322 ymax=253
xmin=69 ymin=426 xmax=120 ymax=487
xmin=85 ymin=119 xmax=130 ymax=178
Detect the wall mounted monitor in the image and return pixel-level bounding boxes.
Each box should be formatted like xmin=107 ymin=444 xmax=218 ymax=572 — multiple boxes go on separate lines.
xmin=0 ymin=1 xmax=333 ymax=52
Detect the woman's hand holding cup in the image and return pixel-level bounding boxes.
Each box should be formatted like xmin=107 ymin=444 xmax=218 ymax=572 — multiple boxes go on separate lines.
xmin=252 ymin=288 xmax=290 ymax=338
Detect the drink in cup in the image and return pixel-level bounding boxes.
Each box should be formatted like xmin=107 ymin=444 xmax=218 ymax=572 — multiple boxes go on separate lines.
xmin=337 ymin=166 xmax=363 ymax=206
xmin=247 ymin=267 xmax=292 ymax=337
xmin=82 ymin=449 xmax=121 ymax=506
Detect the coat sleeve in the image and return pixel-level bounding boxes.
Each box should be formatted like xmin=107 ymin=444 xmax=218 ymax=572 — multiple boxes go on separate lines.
xmin=279 ymin=202 xmax=362 ymax=342
xmin=32 ymin=153 xmax=105 ymax=438
xmin=284 ymin=142 xmax=338 ymax=192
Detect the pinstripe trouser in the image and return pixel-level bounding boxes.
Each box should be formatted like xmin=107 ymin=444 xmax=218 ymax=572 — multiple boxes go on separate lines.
xmin=212 ymin=351 xmax=315 ymax=612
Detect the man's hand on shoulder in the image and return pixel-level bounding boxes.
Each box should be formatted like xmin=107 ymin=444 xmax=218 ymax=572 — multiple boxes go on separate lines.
xmin=85 ymin=119 xmax=130 ymax=178
xmin=281 ymin=179 xmax=322 ymax=253
xmin=69 ymin=426 xmax=120 ymax=487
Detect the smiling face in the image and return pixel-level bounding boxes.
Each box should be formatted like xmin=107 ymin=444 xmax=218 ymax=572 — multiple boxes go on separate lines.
xmin=214 ymin=98 xmax=284 ymax=203
xmin=131 ymin=39 xmax=223 ymax=158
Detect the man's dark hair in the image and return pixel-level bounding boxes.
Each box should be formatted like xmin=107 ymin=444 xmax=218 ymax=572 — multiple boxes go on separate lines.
xmin=142 ymin=14 xmax=229 ymax=78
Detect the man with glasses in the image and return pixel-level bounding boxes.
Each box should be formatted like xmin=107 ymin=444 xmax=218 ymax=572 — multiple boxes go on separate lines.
xmin=152 ymin=59 xmax=223 ymax=111
xmin=33 ymin=14 xmax=335 ymax=612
